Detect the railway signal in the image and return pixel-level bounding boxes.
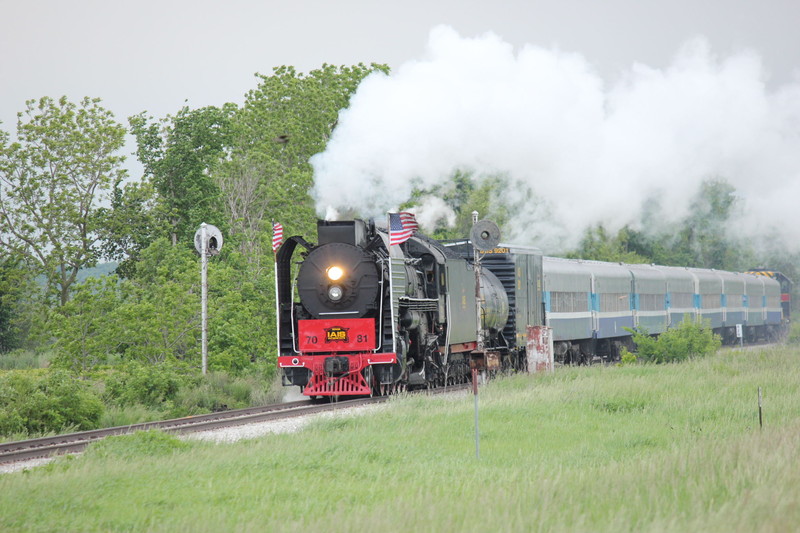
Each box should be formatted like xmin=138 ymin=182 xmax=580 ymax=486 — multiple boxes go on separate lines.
xmin=195 ymin=223 xmax=223 ymax=375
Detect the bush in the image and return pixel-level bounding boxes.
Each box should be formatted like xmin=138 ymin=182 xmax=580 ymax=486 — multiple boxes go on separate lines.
xmin=104 ymin=360 xmax=189 ymax=409
xmin=102 ymin=359 xmax=278 ymax=417
xmin=0 ymin=370 xmax=104 ymax=436
xmin=628 ymin=319 xmax=721 ymax=364
xmin=787 ymin=321 xmax=800 ymax=344
xmin=168 ymin=369 xmax=276 ymax=417
xmin=619 ymin=347 xmax=638 ymax=365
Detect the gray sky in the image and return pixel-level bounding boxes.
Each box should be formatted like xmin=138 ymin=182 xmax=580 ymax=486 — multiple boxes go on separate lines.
xmin=3 ymin=0 xmax=800 ymax=251
xmin=2 ymin=0 xmax=798 ymax=135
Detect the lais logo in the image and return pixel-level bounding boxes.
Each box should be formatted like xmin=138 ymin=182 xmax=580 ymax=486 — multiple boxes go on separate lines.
xmin=324 ymin=326 xmax=349 ymax=343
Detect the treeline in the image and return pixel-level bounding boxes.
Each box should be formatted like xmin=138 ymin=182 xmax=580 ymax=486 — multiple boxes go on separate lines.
xmin=565 ymin=179 xmax=800 ymax=312
xmin=0 ymin=65 xmax=387 ymax=370
xmin=0 ymin=65 xmax=392 ymax=435
xmin=1 ymin=62 xmax=797 ymax=384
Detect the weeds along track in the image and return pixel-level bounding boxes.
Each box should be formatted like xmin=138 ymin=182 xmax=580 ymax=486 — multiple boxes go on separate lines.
xmin=0 ymin=385 xmax=469 ymax=465
xmin=0 ymin=398 xmax=367 ymax=464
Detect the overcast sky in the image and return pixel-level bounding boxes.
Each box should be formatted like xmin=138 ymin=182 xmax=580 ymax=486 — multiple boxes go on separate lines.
xmin=2 ymin=0 xmax=800 ymax=250
xmin=2 ymin=0 xmax=798 ymax=135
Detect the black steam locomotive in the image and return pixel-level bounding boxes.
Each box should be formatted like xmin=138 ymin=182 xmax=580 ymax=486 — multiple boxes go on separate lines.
xmin=275 ymin=219 xmax=788 ymax=398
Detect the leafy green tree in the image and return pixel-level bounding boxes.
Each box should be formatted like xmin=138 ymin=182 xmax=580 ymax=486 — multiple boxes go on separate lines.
xmin=624 ymin=179 xmax=756 ymax=270
xmin=0 ymin=370 xmax=104 ymax=435
xmin=0 ymin=96 xmax=127 ymax=305
xmin=409 ymin=171 xmax=520 ymax=240
xmin=206 ymin=250 xmax=274 ymax=372
xmin=130 ymin=104 xmax=236 ymax=248
xmin=219 ymin=64 xmax=388 ymax=264
xmin=48 ymin=239 xmax=199 ymax=369
xmin=98 ymin=179 xmax=167 ymax=278
xmin=675 ymin=179 xmax=745 ymax=269
xmin=114 ymin=239 xmax=201 ymax=365
xmin=0 ymin=256 xmax=31 ymax=352
xmin=50 ymin=276 xmax=122 ymax=371
xmin=577 ymin=179 xmax=757 ymax=271
xmin=567 ymin=224 xmax=649 ymax=264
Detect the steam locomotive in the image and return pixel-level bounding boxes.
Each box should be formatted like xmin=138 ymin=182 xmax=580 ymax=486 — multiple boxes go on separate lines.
xmin=275 ymin=219 xmax=789 ymax=397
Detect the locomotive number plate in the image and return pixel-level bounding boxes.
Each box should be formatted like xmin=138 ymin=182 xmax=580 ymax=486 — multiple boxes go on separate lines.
xmin=298 ymin=318 xmax=376 ymax=352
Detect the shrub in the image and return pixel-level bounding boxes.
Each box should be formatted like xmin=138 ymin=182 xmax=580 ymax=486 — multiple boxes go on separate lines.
xmin=628 ymin=319 xmax=721 ymax=364
xmin=104 ymin=360 xmax=189 ymax=409
xmin=619 ymin=347 xmax=638 ymax=365
xmin=168 ymin=370 xmax=274 ymax=417
xmin=0 ymin=370 xmax=104 ymax=436
xmin=787 ymin=321 xmax=800 ymax=344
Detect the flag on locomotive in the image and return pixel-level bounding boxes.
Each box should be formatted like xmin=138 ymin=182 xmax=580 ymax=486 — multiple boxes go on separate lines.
xmin=271 ymin=221 xmax=283 ymax=253
xmin=388 ymin=212 xmax=418 ymax=245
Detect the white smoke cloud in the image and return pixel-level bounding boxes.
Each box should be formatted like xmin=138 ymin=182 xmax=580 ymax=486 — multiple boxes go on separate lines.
xmin=407 ymin=195 xmax=457 ymax=232
xmin=311 ymin=26 xmax=800 ymax=252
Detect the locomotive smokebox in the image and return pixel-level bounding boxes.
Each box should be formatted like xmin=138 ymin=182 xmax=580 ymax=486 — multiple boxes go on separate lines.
xmin=318 ymin=219 xmax=369 ymax=248
xmin=297 ymin=241 xmax=381 ymax=319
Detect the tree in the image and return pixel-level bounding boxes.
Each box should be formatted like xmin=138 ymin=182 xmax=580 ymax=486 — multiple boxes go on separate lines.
xmin=129 ymin=104 xmax=236 ymax=249
xmin=50 ymin=275 xmax=122 ymax=371
xmin=0 ymin=256 xmax=30 ymax=352
xmin=0 ymin=96 xmax=127 ymax=305
xmin=572 ymin=179 xmax=760 ymax=271
xmin=218 ymin=64 xmax=388 ymax=267
xmin=407 ymin=171 xmax=516 ymax=240
xmin=567 ymin=224 xmax=649 ymax=264
xmin=114 ymin=239 xmax=201 ymax=365
xmin=97 ymin=179 xmax=167 ymax=278
xmin=675 ymin=179 xmax=736 ymax=269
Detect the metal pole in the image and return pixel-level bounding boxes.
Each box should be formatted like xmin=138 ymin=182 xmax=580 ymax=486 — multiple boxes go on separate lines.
xmin=472 ymin=211 xmax=484 ymax=352
xmin=201 ymin=222 xmax=208 ymax=375
xmin=758 ymin=387 xmax=763 ymax=430
xmin=472 ymin=368 xmax=480 ymax=459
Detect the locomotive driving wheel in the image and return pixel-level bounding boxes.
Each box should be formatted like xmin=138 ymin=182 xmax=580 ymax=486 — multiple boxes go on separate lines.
xmin=364 ymin=366 xmax=379 ymax=398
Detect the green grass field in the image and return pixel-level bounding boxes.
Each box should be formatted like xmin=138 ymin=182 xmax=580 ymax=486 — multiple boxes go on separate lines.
xmin=2 ymin=346 xmax=799 ymax=532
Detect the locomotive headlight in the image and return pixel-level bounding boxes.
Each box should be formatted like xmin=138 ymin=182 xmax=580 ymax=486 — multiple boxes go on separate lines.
xmin=326 ymin=265 xmax=344 ymax=281
xmin=328 ymin=285 xmax=344 ymax=302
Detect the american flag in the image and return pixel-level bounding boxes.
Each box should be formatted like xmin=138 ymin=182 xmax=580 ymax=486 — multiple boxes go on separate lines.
xmin=389 ymin=212 xmax=418 ymax=246
xmin=272 ymin=222 xmax=283 ymax=252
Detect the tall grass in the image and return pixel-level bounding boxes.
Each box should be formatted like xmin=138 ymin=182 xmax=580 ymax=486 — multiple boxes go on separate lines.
xmin=0 ymin=349 xmax=54 ymax=370
xmin=2 ymin=346 xmax=799 ymax=532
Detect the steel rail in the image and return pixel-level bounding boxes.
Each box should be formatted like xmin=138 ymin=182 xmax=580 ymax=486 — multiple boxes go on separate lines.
xmin=0 ymin=385 xmax=470 ymax=466
xmin=0 ymin=397 xmax=376 ymax=465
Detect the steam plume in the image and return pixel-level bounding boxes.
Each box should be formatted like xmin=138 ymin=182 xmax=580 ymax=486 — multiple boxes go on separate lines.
xmin=311 ymin=26 xmax=800 ymax=251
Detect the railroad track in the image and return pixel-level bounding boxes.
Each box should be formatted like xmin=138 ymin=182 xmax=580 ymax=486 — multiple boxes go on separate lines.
xmin=0 ymin=384 xmax=470 ymax=466
xmin=0 ymin=396 xmax=383 ymax=465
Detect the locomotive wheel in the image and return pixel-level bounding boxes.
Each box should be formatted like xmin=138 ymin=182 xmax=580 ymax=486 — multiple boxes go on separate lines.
xmin=365 ymin=366 xmax=379 ymax=398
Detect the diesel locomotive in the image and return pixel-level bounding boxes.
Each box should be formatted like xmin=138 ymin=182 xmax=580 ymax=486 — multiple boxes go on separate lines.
xmin=275 ymin=219 xmax=789 ymax=397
